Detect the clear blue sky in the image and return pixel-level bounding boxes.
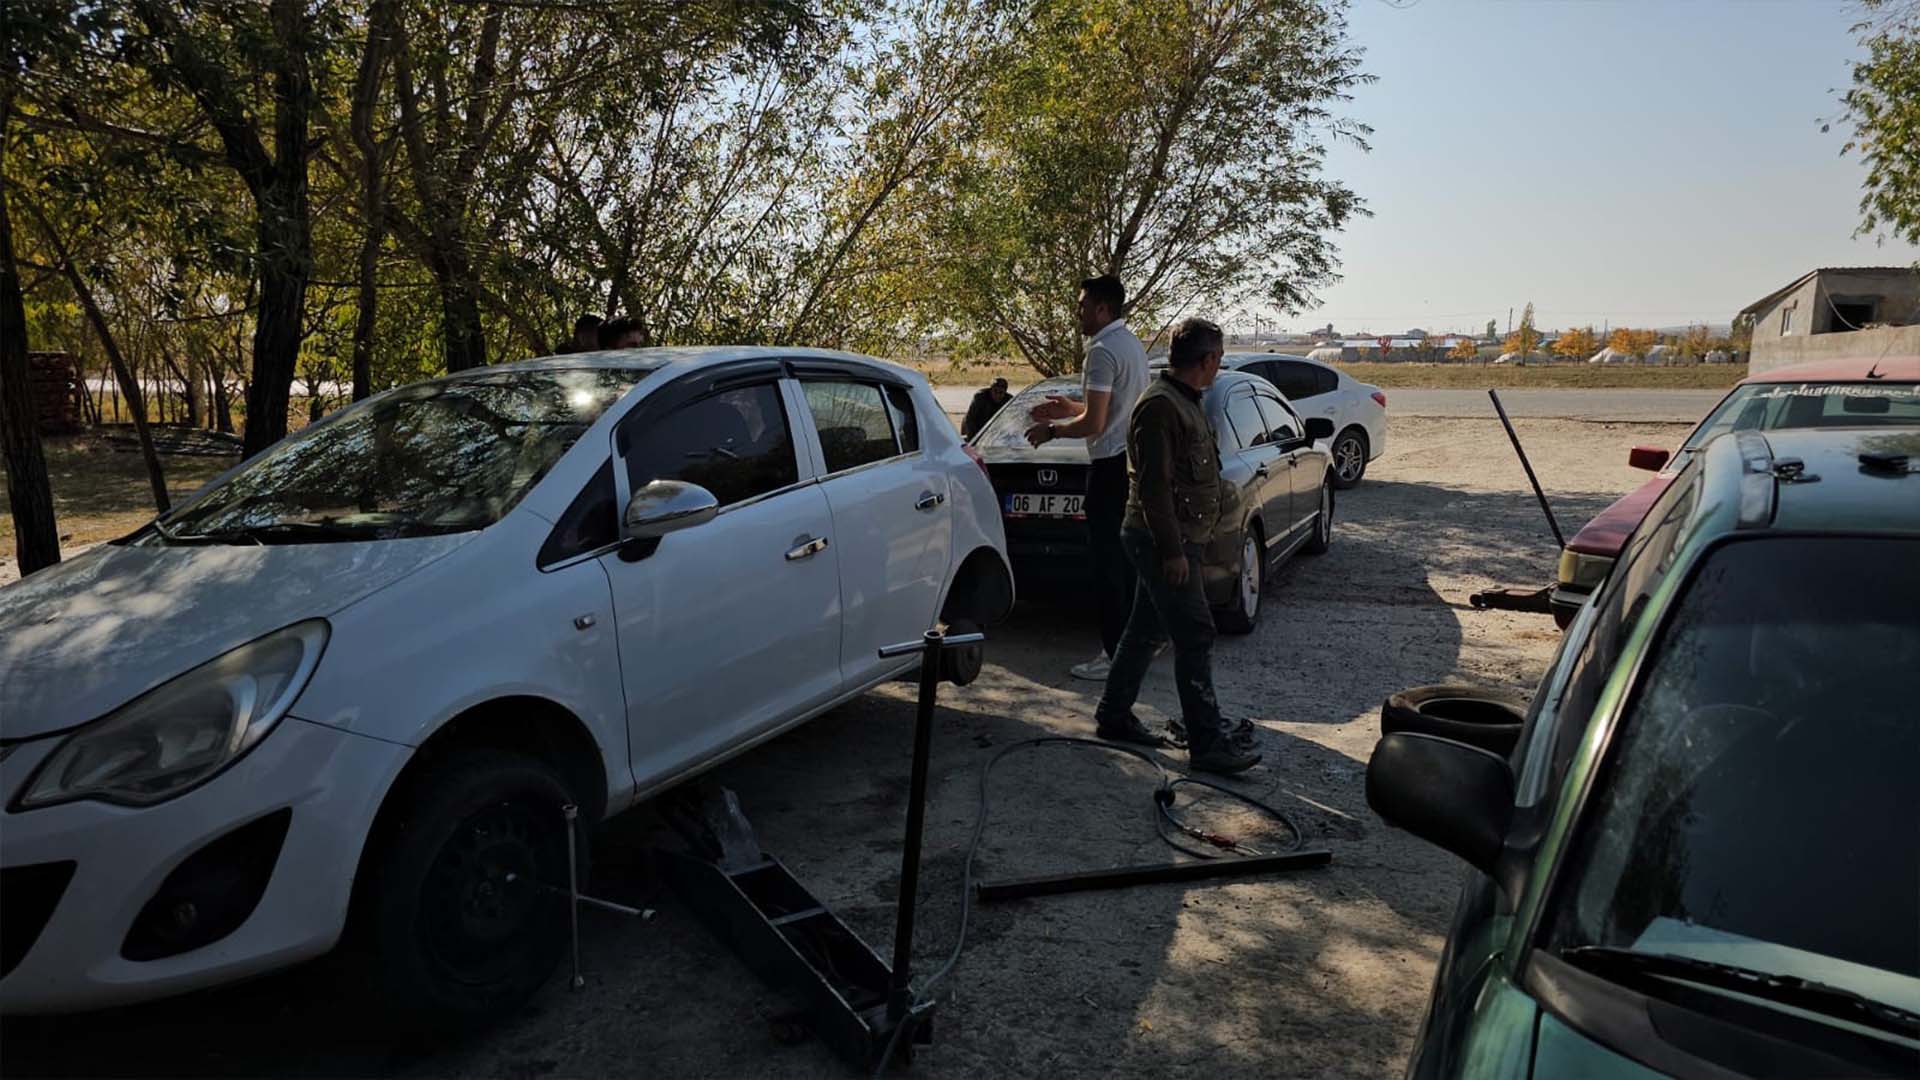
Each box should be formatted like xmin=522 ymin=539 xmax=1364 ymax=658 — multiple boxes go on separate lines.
xmin=1265 ymin=0 xmax=1920 ymax=336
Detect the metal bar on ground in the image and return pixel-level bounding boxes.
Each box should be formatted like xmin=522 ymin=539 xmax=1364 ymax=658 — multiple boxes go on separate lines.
xmin=1488 ymin=389 xmax=1566 ymax=548
xmin=974 ymin=849 xmax=1334 ymax=903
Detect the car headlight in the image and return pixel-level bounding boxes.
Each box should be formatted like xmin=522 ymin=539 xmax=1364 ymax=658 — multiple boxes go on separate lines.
xmin=1556 ymin=549 xmax=1615 ymax=591
xmin=15 ymin=620 xmax=330 ymax=810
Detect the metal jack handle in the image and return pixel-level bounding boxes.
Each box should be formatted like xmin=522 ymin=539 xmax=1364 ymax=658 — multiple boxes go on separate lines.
xmin=875 ymin=628 xmax=985 ymax=1025
xmin=1488 ymin=389 xmax=1566 ymax=548
xmin=564 ymin=803 xmax=585 ymax=990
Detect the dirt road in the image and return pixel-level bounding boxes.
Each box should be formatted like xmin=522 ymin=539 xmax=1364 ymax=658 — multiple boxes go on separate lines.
xmin=2 ymin=415 xmax=1682 ymax=1078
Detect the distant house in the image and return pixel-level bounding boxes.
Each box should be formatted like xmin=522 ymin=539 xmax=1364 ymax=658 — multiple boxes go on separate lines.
xmin=1739 ymin=267 xmax=1920 ymax=374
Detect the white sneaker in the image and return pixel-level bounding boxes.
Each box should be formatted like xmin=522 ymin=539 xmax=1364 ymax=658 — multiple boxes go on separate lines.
xmin=1070 ymin=653 xmax=1112 ymax=680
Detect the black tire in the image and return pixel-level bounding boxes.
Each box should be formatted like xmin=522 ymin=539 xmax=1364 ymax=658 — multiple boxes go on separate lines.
xmin=358 ymin=749 xmax=584 ymax=1032
xmin=1380 ymin=685 xmax=1528 ymax=758
xmin=1304 ymin=478 xmax=1333 ymax=555
xmin=939 ymin=617 xmax=984 ymax=686
xmin=1213 ymin=522 xmax=1263 ymax=635
xmin=1330 ymin=427 xmax=1368 ymax=489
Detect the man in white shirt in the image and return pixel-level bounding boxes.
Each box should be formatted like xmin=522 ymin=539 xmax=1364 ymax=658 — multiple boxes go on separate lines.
xmin=1025 ymin=274 xmax=1150 ymax=680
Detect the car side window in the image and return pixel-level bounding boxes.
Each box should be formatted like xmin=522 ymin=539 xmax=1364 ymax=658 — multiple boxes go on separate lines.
xmin=1269 ymin=362 xmax=1321 ymax=402
xmin=1545 ymin=469 xmax=1701 ymax=786
xmin=803 ymin=380 xmax=903 ymax=474
xmin=623 ymin=383 xmax=799 ymax=508
xmin=1253 ymin=394 xmax=1300 ymax=443
xmin=1224 ymin=391 xmax=1270 ymax=450
xmin=1313 ymin=365 xmax=1339 ymax=396
xmin=883 ymin=385 xmax=920 ymax=453
xmin=537 ymin=459 xmax=618 ymax=568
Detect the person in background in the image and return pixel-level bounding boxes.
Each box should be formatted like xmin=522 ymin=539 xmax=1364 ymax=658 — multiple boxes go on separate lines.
xmin=1093 ymin=318 xmax=1259 ymax=775
xmin=558 ymin=314 xmax=602 ymax=353
xmin=961 ymin=377 xmax=1011 ymax=440
xmin=1023 ymin=274 xmax=1149 ymax=681
xmin=597 ymin=317 xmax=646 ymax=350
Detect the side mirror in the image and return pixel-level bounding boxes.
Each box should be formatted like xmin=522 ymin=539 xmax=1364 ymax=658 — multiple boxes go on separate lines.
xmin=1305 ymin=417 xmax=1335 ymax=441
xmin=1367 ymin=733 xmax=1517 ymax=891
xmin=622 ymin=480 xmax=718 ymax=541
xmin=1628 ymin=446 xmax=1670 ymax=472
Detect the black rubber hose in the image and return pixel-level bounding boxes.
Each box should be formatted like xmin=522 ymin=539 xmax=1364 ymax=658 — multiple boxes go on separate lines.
xmin=871 ymin=735 xmax=1305 ymax=1077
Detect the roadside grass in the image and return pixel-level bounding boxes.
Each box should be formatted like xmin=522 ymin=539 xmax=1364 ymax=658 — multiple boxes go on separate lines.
xmin=903 ymin=357 xmax=1748 ymax=390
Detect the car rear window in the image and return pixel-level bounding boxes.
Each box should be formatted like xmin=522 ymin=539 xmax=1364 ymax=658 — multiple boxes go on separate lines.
xmin=1684 ymin=382 xmax=1920 ymax=450
xmin=1545 ymin=535 xmax=1920 ymax=1009
xmin=974 ymin=382 xmax=1079 ymax=451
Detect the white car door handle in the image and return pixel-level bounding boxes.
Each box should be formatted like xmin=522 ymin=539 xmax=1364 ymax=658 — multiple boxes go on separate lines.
xmin=914 ymin=490 xmax=946 ymax=511
xmin=785 ymin=536 xmax=829 ymax=561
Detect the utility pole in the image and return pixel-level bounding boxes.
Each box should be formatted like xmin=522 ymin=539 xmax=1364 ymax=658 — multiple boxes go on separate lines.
xmin=1507 ymin=307 xmax=1513 ymax=336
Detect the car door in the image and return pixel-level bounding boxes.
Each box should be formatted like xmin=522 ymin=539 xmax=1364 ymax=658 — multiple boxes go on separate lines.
xmin=1219 ymin=385 xmax=1288 ymax=544
xmin=1263 ymin=360 xmax=1334 ymax=421
xmin=599 ymin=376 xmax=844 ymax=791
xmin=793 ymin=372 xmax=952 ymax=690
xmin=1254 ymin=391 xmax=1318 ymax=546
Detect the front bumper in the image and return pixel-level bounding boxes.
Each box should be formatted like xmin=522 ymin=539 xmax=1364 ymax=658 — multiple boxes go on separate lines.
xmin=0 ymin=717 xmax=408 ymax=1014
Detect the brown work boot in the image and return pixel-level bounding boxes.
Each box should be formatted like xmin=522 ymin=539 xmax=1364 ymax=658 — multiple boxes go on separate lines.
xmin=1188 ymin=742 xmax=1261 ymax=775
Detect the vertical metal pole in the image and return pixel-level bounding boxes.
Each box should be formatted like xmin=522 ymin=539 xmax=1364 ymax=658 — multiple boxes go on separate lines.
xmin=563 ymin=803 xmax=584 ymax=990
xmin=1488 ymin=390 xmax=1566 ymax=548
xmin=888 ymin=629 xmax=942 ymax=1022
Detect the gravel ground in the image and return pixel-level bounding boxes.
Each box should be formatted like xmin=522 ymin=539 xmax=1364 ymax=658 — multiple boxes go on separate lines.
xmin=1 ymin=415 xmax=1687 ymax=1080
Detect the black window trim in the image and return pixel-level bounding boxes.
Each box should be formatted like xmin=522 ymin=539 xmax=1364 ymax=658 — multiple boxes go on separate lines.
xmin=536 ymin=458 xmax=621 ymax=572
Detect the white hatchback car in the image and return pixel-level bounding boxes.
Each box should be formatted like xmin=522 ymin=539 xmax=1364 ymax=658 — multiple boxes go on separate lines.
xmin=0 ymin=348 xmax=1011 ymax=1026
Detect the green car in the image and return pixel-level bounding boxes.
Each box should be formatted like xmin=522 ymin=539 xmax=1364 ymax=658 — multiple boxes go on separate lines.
xmin=1367 ymin=426 xmax=1920 ymax=1078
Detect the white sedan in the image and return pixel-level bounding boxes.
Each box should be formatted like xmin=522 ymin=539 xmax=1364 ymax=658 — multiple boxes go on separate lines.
xmin=1216 ymin=354 xmax=1387 ymax=488
xmin=0 ymin=347 xmax=1011 ymax=1026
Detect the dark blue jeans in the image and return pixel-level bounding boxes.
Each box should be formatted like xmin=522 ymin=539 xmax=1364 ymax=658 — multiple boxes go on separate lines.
xmin=1094 ymin=528 xmax=1229 ymax=750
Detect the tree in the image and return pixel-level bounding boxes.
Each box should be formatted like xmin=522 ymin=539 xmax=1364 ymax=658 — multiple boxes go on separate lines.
xmin=125 ymin=0 xmax=326 ymax=457
xmin=1503 ymin=301 xmax=1539 ymax=358
xmin=1 ymin=66 xmax=60 ymax=575
xmin=920 ymin=0 xmax=1369 ymax=374
xmin=1607 ymin=327 xmax=1657 ymax=357
xmin=1447 ymin=336 xmax=1478 ymax=361
xmin=1553 ymin=325 xmax=1597 ymax=359
xmin=1837 ymin=2 xmax=1920 ymax=245
xmin=1484 ymin=318 xmax=1498 ymax=342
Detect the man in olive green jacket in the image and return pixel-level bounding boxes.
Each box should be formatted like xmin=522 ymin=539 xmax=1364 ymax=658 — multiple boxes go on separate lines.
xmin=1092 ymin=319 xmax=1259 ymax=774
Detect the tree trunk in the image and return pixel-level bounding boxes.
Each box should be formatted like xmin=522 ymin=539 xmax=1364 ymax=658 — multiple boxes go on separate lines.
xmin=22 ymin=198 xmax=170 ymax=514
xmin=158 ymin=343 xmax=200 ymax=427
xmin=241 ymin=0 xmax=315 ymax=458
xmin=435 ymin=252 xmax=488 ymax=372
xmin=349 ymin=0 xmax=397 ymax=401
xmin=1 ymin=149 xmax=61 ymax=575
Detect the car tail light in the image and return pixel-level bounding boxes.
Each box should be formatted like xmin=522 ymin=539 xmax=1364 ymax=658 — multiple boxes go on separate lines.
xmin=1371 ymin=390 xmax=1387 ymax=409
xmin=962 ymin=442 xmax=990 ymax=476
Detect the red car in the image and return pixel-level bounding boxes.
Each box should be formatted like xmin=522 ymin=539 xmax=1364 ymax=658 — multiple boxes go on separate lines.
xmin=1550 ymin=354 xmax=1920 ymax=626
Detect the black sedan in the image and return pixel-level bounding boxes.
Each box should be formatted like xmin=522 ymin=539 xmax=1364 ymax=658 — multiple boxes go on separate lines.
xmin=968 ymin=371 xmax=1335 ymax=631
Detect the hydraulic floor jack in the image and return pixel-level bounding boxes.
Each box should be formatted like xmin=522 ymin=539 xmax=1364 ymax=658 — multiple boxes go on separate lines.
xmin=648 ymin=629 xmax=979 ymax=1073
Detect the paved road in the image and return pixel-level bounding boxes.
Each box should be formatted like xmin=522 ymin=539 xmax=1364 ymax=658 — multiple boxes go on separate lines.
xmin=936 ymin=384 xmax=1721 ymax=424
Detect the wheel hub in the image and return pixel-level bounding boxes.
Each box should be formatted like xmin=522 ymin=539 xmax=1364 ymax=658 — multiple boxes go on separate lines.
xmin=424 ymin=801 xmax=553 ymax=981
xmin=1241 ymin=534 xmax=1260 ymax=614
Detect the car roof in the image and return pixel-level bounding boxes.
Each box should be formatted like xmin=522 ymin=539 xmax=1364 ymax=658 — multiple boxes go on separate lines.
xmin=1740 ymin=355 xmax=1920 ymax=384
xmin=441 ymin=345 xmax=911 ymax=382
xmin=1695 ymin=425 xmax=1920 ymax=536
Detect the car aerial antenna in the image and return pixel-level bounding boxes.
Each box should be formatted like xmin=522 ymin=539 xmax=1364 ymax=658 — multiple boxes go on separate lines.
xmin=1865 ymin=363 xmax=1884 ymax=380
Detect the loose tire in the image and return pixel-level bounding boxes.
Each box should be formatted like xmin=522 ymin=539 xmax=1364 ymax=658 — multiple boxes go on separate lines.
xmin=359 ymin=749 xmax=584 ymax=1032
xmin=1214 ymin=524 xmax=1263 ymax=635
xmin=1379 ymin=685 xmax=1528 ymax=758
xmin=1331 ymin=428 xmax=1368 ymax=489
xmin=939 ymin=617 xmax=984 ymax=686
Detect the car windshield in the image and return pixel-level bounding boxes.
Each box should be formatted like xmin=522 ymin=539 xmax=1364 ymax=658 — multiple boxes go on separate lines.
xmin=1683 ymin=381 xmax=1920 ymax=451
xmin=152 ymin=368 xmax=642 ymax=544
xmin=972 ymin=380 xmax=1080 ymax=451
xmin=1545 ymin=535 xmax=1920 ymax=1023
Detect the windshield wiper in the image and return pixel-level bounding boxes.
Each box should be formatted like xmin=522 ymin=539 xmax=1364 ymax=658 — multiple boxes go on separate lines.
xmin=1562 ymin=945 xmax=1920 ymax=1041
xmin=182 ymin=520 xmax=381 ymax=545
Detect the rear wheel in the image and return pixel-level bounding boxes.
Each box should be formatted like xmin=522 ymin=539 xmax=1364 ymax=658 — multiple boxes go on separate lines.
xmin=1331 ymin=428 xmax=1368 ymax=489
xmin=1214 ymin=524 xmax=1263 ymax=634
xmin=1305 ymin=480 xmax=1333 ymax=555
xmin=358 ymin=749 xmax=583 ymax=1032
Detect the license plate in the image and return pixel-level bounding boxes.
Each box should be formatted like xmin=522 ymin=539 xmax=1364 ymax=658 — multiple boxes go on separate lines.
xmin=1005 ymin=492 xmax=1084 ymax=518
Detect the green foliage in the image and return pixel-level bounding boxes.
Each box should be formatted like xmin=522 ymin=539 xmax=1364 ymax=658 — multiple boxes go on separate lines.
xmin=1840 ymin=2 xmax=1920 ymax=246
